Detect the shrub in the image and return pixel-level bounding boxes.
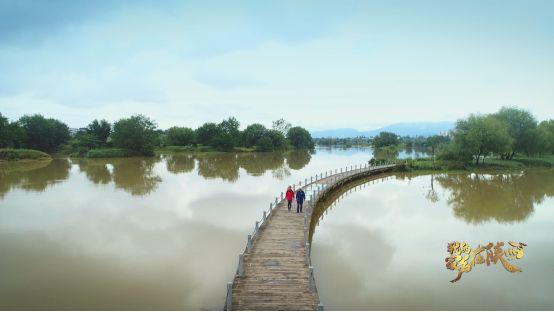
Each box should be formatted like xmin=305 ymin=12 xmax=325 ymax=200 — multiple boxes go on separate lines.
xmin=0 ymin=148 xmax=51 ymax=161
xmin=86 ymin=148 xmax=140 ymax=158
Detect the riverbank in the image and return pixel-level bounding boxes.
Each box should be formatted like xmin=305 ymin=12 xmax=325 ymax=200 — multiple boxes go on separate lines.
xmin=0 ymin=148 xmax=52 ymax=162
xmin=398 ymin=155 xmax=554 ymax=172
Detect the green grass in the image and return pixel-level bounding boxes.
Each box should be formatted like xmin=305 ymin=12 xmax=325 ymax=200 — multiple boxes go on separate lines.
xmin=156 ymin=145 xmax=257 ymax=153
xmin=400 ymin=154 xmax=553 ymax=172
xmin=0 ymin=148 xmax=51 ymax=161
xmin=86 ymin=148 xmax=142 ymax=158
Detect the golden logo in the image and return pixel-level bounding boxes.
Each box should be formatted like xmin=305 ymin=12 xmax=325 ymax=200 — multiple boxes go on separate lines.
xmin=445 ymin=241 xmax=526 ymax=283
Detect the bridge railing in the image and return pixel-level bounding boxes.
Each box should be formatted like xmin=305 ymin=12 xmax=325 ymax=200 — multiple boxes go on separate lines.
xmin=224 ymin=160 xmax=397 ymax=310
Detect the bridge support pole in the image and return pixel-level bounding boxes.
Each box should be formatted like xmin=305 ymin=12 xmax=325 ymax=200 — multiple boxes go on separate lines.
xmin=281 ymin=192 xmax=283 ymax=200
xmin=225 ymin=282 xmax=233 ymax=311
xmin=269 ymin=203 xmax=272 ymax=215
xmin=305 ymin=178 xmax=307 ymax=185
xmin=255 ymin=221 xmax=259 ymax=234
xmin=247 ymin=235 xmax=252 ymax=253
xmin=308 ymin=266 xmax=315 ymax=292
xmin=275 ymin=197 xmax=278 ymax=205
xmin=238 ymin=254 xmax=244 ymax=277
xmin=303 ymin=226 xmax=307 ymax=247
xmin=263 ymin=211 xmax=267 ymax=224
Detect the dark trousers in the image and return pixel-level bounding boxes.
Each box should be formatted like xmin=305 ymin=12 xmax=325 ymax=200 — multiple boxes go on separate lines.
xmin=297 ymin=201 xmax=303 ymax=213
xmin=287 ymin=200 xmax=292 ymax=210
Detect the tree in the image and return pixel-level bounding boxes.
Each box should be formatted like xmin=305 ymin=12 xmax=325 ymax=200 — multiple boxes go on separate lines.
xmin=18 ymin=114 xmax=70 ymax=152
xmin=272 ymin=118 xmax=291 ymax=136
xmin=425 ymin=135 xmax=450 ymax=166
xmin=372 ymin=131 xmax=399 ymax=148
xmin=242 ymin=123 xmax=267 ymax=147
xmin=451 ymin=114 xmax=512 ymax=165
xmin=111 ymin=115 xmax=158 ymax=155
xmin=286 ymin=126 xmax=314 ymax=149
xmin=538 ymin=120 xmax=554 ymax=154
xmin=0 ymin=113 xmax=23 ymax=148
xmin=217 ymin=117 xmax=240 ymax=147
xmin=494 ymin=107 xmax=538 ymax=159
xmin=195 ymin=122 xmax=220 ymax=146
xmin=87 ymin=119 xmax=111 ymax=145
xmin=266 ymin=130 xmax=287 ymax=150
xmin=166 ymin=127 xmax=196 ymax=146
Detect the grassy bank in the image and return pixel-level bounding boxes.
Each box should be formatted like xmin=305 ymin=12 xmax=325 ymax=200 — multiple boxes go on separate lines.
xmin=85 ymin=148 xmax=153 ymax=158
xmin=0 ymin=148 xmax=52 ymax=162
xmin=398 ymin=155 xmax=554 ymax=172
xmin=156 ymin=145 xmax=258 ymax=153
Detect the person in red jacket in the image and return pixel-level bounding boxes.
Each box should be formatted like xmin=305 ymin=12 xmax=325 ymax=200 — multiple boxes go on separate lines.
xmin=285 ymin=186 xmax=295 ymax=212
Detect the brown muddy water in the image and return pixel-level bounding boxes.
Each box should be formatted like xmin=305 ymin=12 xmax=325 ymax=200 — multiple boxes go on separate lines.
xmin=0 ymin=148 xmax=552 ymax=310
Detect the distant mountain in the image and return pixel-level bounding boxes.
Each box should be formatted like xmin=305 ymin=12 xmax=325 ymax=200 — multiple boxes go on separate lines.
xmin=311 ymin=121 xmax=454 ymax=138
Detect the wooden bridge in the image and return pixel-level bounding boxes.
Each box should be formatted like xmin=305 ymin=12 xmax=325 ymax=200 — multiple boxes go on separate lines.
xmin=224 ymin=161 xmax=397 ymax=311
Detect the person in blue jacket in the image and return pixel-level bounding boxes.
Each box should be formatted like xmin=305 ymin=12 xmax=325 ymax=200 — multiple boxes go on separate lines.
xmin=295 ymin=188 xmax=306 ymax=213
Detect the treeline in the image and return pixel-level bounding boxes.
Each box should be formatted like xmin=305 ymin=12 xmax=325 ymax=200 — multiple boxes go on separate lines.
xmin=314 ymin=136 xmax=372 ymax=147
xmin=370 ymin=106 xmax=554 ymax=165
xmin=440 ymin=107 xmax=553 ymax=164
xmin=0 ymin=113 xmax=314 ymax=157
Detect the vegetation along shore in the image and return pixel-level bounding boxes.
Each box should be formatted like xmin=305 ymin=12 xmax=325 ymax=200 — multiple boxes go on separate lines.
xmin=0 ymin=113 xmax=314 ymax=160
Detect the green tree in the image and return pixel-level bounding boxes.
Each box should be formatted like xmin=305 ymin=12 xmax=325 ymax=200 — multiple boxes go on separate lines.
xmin=266 ymin=130 xmax=287 ymax=150
xmin=242 ymin=123 xmax=267 ymax=147
xmin=195 ymin=122 xmax=220 ymax=146
xmin=494 ymin=107 xmax=538 ymax=159
xmin=87 ymin=119 xmax=111 ymax=145
xmin=425 ymin=135 xmax=450 ymax=165
xmin=217 ymin=117 xmax=240 ymax=148
xmin=256 ymin=135 xmax=274 ymax=151
xmin=18 ymin=114 xmax=70 ymax=152
xmin=451 ymin=114 xmax=512 ymax=165
xmin=0 ymin=113 xmax=24 ymax=148
xmin=286 ymin=126 xmax=314 ymax=149
xmin=538 ymin=120 xmax=554 ymax=154
xmin=165 ymin=127 xmax=196 ymax=146
xmin=372 ymin=131 xmax=399 ymax=148
xmin=111 ymin=115 xmax=158 ymax=156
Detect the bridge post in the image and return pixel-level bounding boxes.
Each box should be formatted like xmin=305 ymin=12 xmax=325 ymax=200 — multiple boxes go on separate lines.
xmin=275 ymin=197 xmax=278 ymax=205
xmin=281 ymin=192 xmax=284 ymax=200
xmin=305 ymin=242 xmax=311 ymax=264
xmin=225 ymin=282 xmax=233 ymax=311
xmin=247 ymin=235 xmax=252 ymax=254
xmin=318 ymin=303 xmax=325 ymax=311
xmin=269 ymin=203 xmax=272 ymax=214
xmin=340 ymin=168 xmax=342 ymax=173
xmin=263 ymin=211 xmax=267 ymax=224
xmin=305 ymin=178 xmax=307 ymax=185
xmin=304 ymin=214 xmax=307 ymax=226
xmin=308 ymin=266 xmax=315 ymax=292
xmin=293 ymin=184 xmax=295 ymax=190
xmin=238 ymin=254 xmax=244 ymax=277
xmin=255 ymin=221 xmax=259 ymax=234
xmin=311 ymin=176 xmax=313 ymax=183
xmin=303 ymin=226 xmax=307 ymax=247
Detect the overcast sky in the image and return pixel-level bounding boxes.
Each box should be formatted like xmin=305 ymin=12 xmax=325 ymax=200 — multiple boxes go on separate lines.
xmin=0 ymin=0 xmax=553 ymax=130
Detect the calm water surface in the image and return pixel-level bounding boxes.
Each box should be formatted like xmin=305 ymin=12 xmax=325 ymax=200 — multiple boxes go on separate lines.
xmin=0 ymin=148 xmax=371 ymax=310
xmin=311 ymin=170 xmax=554 ymax=310
xmin=1 ymin=148 xmax=552 ymax=310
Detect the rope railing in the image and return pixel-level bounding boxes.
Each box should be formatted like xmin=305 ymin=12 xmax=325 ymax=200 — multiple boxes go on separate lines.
xmin=225 ymin=160 xmax=397 ymax=310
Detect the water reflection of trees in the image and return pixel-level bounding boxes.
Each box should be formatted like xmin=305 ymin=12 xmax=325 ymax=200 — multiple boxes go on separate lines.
xmin=435 ymin=170 xmax=554 ymax=224
xmin=165 ymin=154 xmax=195 ymax=174
xmin=75 ymin=157 xmax=162 ymax=196
xmin=186 ymin=150 xmax=311 ymax=182
xmin=0 ymin=159 xmax=70 ymax=198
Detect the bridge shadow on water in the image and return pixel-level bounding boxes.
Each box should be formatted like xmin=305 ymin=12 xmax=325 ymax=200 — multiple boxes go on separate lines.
xmin=309 ymin=171 xmax=395 ymax=242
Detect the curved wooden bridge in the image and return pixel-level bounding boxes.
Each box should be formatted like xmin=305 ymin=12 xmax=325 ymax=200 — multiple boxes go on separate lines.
xmin=224 ymin=161 xmax=397 ymax=311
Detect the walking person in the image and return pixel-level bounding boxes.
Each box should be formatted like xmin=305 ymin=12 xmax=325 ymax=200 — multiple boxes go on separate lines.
xmin=286 ymin=186 xmax=294 ymax=212
xmin=296 ymin=188 xmax=305 ymax=213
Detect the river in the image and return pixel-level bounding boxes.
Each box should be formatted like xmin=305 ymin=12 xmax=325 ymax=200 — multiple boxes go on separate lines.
xmin=0 ymin=148 xmax=552 ymax=310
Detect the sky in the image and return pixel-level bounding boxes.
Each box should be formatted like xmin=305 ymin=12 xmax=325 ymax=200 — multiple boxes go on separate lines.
xmin=0 ymin=0 xmax=553 ymax=130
